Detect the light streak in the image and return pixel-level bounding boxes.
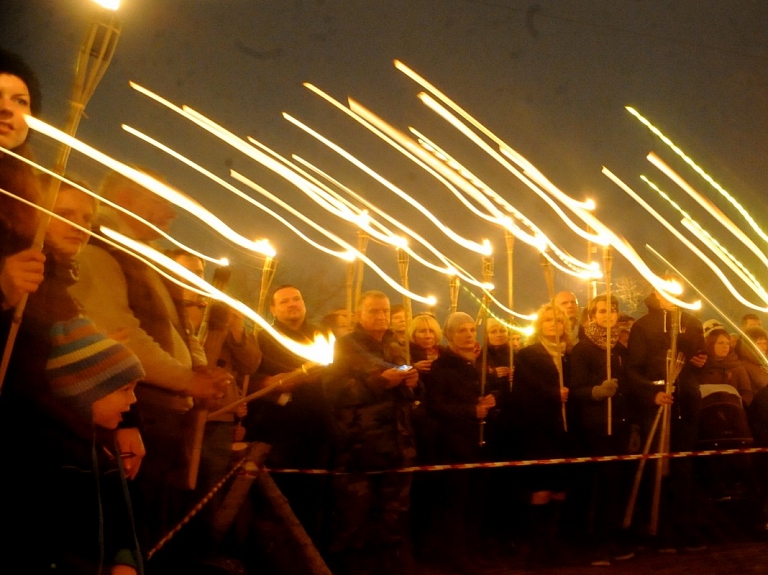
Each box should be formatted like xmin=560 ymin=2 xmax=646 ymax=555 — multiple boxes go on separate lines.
xmin=392 ymin=61 xmax=611 ymax=278
xmin=230 ymin=170 xmax=436 ymax=306
xmin=302 ymin=84 xmax=502 ymax=222
xmin=600 ymin=166 xmax=727 ymax=311
xmin=282 ymin=110 xmax=491 ymax=256
xmin=130 ymin=82 xmax=487 ymax=302
xmin=627 ymin=106 xmax=768 ymax=245
xmin=291 ymin=155 xmax=492 ymax=289
xmin=93 ymin=0 xmax=119 ymax=10
xmin=647 ymin=246 xmax=768 ymax=367
xmin=417 ymin=91 xmax=602 ymax=245
xmin=0 ymin=185 xmax=214 ymax=299
xmin=460 ymin=284 xmax=537 ymax=322
xmin=24 ymin=115 xmax=276 ymax=259
xmin=647 ymin=152 xmax=768 ymax=273
xmin=410 ymin=128 xmax=601 ymax=277
xmin=101 ymin=227 xmax=335 ymax=365
xmin=0 ymin=144 xmax=229 ymax=267
xmin=120 ymin=125 xmax=352 ymax=261
xmin=302 ymin=84 xmax=599 ymax=289
xmin=393 ymin=61 xmax=597 ymax=219
xmin=641 ymin=175 xmax=768 ymax=306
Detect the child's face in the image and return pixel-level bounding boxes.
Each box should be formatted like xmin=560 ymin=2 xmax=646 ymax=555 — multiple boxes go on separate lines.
xmin=92 ymin=382 xmax=138 ymax=429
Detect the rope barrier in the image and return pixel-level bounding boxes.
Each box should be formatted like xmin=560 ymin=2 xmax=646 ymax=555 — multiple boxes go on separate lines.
xmin=146 ymin=455 xmax=260 ymax=560
xmin=145 ymin=442 xmax=767 ymax=561
xmin=266 ymin=444 xmax=768 ymax=475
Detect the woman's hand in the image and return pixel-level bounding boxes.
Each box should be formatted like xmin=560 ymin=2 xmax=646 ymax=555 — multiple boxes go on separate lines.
xmin=654 ymin=391 xmax=674 ymax=406
xmin=413 ymin=359 xmax=434 ymax=373
xmin=494 ymin=366 xmax=511 ymax=378
xmin=0 ymin=249 xmax=45 ymax=308
xmin=476 ymin=394 xmax=496 ymax=418
xmin=560 ymin=387 xmax=569 ymax=403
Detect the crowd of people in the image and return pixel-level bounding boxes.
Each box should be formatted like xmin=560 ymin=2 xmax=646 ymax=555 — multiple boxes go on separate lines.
xmin=1 ymin=48 xmax=768 ymax=575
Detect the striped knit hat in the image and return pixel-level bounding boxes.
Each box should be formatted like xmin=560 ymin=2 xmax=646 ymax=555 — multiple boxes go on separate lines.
xmin=46 ymin=317 xmax=145 ymax=420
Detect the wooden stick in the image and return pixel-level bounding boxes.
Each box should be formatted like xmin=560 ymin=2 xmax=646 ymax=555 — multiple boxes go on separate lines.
xmin=505 ymin=231 xmax=515 ymax=382
xmin=256 ymin=255 xmax=278 ymax=317
xmin=397 ymin=248 xmax=412 ymax=365
xmin=623 ymin=404 xmax=664 ymax=528
xmin=649 ymin=307 xmax=680 ymax=535
xmin=603 ymin=246 xmax=614 ymax=436
xmin=207 ymin=362 xmax=321 ymax=419
xmin=353 ymin=231 xmax=369 ymax=311
xmin=449 ymin=275 xmax=460 ymax=314
xmin=478 ymin=255 xmax=494 ymax=446
xmin=540 ymin=253 xmax=567 ymax=432
xmin=345 ymin=257 xmax=355 ymax=329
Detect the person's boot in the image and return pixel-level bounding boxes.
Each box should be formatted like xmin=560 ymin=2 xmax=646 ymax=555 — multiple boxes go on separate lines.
xmin=525 ymin=503 xmax=552 ymax=569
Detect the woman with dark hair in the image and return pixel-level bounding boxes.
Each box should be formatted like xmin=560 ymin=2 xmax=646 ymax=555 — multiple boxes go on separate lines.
xmin=0 ymin=51 xmax=144 ymax=573
xmin=0 ymin=48 xmax=45 ymax=318
xmin=570 ymin=294 xmax=634 ymax=565
xmin=735 ymin=327 xmax=768 ymax=403
xmin=701 ymin=327 xmax=752 ymax=405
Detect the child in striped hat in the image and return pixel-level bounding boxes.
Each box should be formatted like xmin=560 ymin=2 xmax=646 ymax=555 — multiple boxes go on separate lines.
xmin=46 ymin=315 xmax=145 ymax=428
xmin=25 ymin=316 xmax=147 ymax=574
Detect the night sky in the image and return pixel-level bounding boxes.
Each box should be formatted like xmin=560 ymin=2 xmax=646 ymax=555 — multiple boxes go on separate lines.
xmin=4 ymin=0 xmax=768 ymax=324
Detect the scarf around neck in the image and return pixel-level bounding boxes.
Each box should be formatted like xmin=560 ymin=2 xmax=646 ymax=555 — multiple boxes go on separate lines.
xmin=540 ymin=336 xmax=566 ymax=377
xmin=584 ymin=321 xmax=619 ymax=351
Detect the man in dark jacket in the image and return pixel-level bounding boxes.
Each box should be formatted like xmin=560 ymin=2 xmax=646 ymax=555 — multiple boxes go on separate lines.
xmin=626 ymin=285 xmax=706 ymax=550
xmin=325 ymin=290 xmax=419 ymax=574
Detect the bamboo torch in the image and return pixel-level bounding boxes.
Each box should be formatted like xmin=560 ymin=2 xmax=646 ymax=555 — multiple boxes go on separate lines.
xmin=256 ymin=254 xmax=278 ymax=318
xmin=345 ymin=256 xmax=355 ymax=329
xmin=540 ymin=253 xmax=567 ymax=432
xmin=0 ymin=0 xmax=122 ymax=390
xmin=353 ymin=230 xmax=369 ymax=311
xmin=449 ymin=275 xmax=460 ymax=314
xmin=478 ymin=254 xmax=494 ymax=446
xmin=397 ymin=248 xmax=412 ymax=364
xmin=505 ymin=230 xmax=515 ymax=384
xmin=603 ymin=245 xmax=614 ymax=436
xmin=650 ymin=306 xmax=680 ymax=535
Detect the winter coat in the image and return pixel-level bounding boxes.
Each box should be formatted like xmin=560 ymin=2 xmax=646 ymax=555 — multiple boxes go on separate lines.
xmin=700 ymin=351 xmax=753 ymax=406
xmin=508 ymin=341 xmax=571 ymax=460
xmin=326 ymin=325 xmax=416 ymax=471
xmin=424 ymin=347 xmax=485 ymax=463
xmin=626 ymin=293 xmax=705 ymax=425
xmin=244 ymin=319 xmax=332 ymax=468
xmin=570 ymin=333 xmax=630 ymax=435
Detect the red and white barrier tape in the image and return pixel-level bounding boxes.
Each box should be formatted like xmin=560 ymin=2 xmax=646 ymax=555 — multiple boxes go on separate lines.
xmin=267 ymin=445 xmax=768 ymax=475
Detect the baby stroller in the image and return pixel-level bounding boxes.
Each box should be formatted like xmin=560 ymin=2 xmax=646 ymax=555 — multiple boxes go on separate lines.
xmin=697 ymin=384 xmax=753 ymax=501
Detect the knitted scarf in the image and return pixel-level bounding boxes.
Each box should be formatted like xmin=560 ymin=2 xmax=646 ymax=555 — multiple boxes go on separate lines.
xmin=583 ymin=321 xmax=619 ymax=351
